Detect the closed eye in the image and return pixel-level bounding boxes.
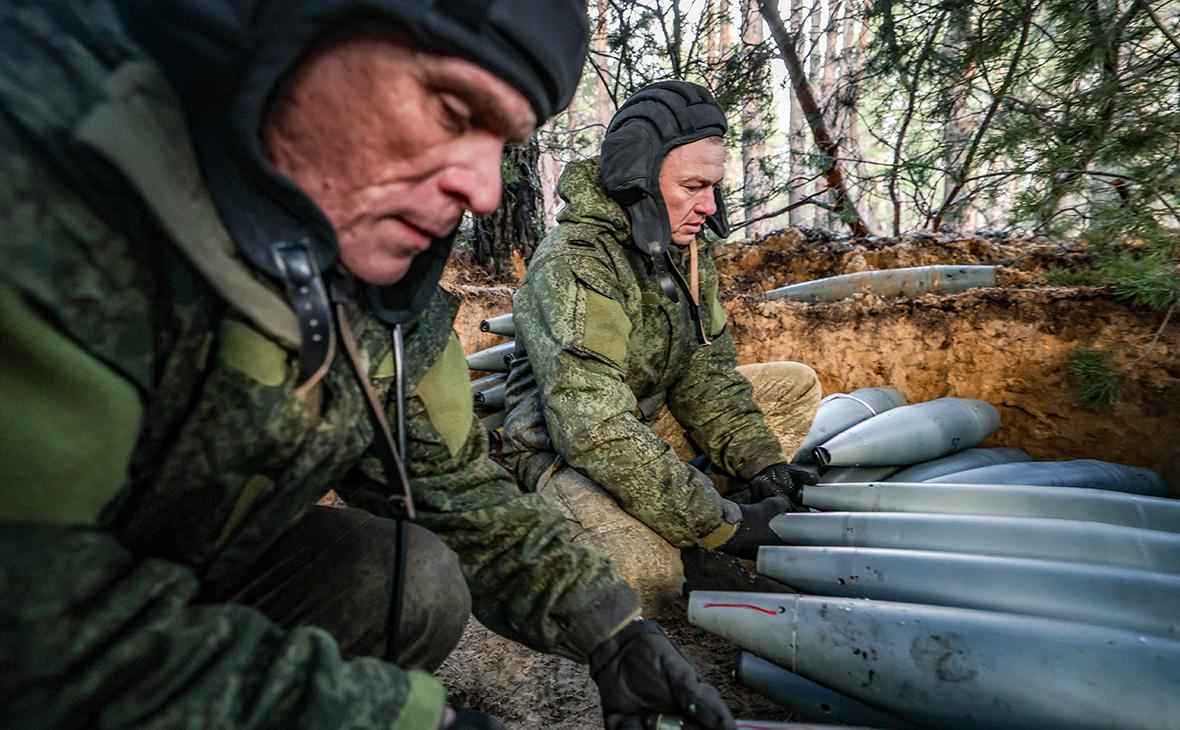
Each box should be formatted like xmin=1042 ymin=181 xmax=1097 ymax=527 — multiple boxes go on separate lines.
xmin=437 ymin=92 xmax=473 ymax=134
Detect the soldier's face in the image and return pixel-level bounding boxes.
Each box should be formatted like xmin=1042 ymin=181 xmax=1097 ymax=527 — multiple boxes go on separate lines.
xmin=658 ymin=137 xmax=725 ymax=247
xmin=264 ymin=30 xmax=536 ymax=285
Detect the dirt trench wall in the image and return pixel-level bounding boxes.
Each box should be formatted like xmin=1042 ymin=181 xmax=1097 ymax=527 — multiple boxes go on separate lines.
xmin=452 ymin=283 xmax=1179 ymax=489
xmin=712 ymin=229 xmax=1074 ymax=295
xmin=726 ymin=287 xmax=1180 ymax=489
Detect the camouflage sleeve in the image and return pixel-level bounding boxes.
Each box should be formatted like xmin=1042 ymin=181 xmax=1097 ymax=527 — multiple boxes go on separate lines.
xmin=514 ymin=255 xmax=733 ymax=548
xmin=0 ymin=524 xmax=444 ymax=730
xmin=377 ymin=334 xmax=640 ymax=663
xmin=0 ymin=290 xmax=445 ymax=730
xmin=665 ymin=325 xmax=783 ymax=480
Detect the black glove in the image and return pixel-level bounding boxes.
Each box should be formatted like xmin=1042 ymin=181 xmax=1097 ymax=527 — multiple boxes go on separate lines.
xmin=441 ymin=707 xmax=508 ymax=730
xmin=718 ymin=495 xmax=791 ymax=559
xmin=747 ymin=461 xmax=818 ymax=505
xmin=590 ymin=619 xmax=735 ymax=730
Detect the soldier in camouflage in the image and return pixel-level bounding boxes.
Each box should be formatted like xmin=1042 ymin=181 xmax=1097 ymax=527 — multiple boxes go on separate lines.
xmin=0 ymin=3 xmax=734 ymax=729
xmin=502 ymin=82 xmax=822 ymax=607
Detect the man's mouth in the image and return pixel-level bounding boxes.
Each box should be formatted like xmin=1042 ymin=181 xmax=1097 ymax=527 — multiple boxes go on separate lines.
xmin=397 ymin=217 xmax=441 ymax=239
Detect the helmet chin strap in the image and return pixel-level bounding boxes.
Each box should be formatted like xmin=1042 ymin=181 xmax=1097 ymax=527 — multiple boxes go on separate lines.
xmin=648 ymin=247 xmax=680 ymax=303
xmin=663 ymin=242 xmax=712 ymax=346
xmin=272 ymin=240 xmax=336 ymax=396
xmin=328 ymin=275 xmax=415 ymax=664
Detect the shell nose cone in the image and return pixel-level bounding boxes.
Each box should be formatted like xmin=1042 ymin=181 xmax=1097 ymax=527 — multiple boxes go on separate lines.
xmin=814 ymin=398 xmax=1000 ymax=467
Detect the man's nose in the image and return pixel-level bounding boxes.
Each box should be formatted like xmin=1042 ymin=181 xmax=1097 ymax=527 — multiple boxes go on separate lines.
xmin=438 ymin=135 xmax=504 ymax=215
xmin=695 ymin=187 xmax=717 ymax=217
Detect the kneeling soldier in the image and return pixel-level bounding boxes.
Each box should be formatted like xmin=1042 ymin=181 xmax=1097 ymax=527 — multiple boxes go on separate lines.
xmin=503 ymin=81 xmax=822 ymax=610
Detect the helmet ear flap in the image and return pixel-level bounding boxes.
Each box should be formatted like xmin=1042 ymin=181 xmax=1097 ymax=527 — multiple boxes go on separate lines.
xmin=706 ymin=183 xmax=730 ymax=238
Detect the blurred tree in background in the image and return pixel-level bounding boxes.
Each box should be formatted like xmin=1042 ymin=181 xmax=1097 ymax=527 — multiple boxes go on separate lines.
xmin=473 ymin=0 xmax=1179 ymax=297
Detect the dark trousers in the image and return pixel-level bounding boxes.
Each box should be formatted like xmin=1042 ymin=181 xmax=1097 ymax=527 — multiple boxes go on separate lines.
xmin=203 ymin=506 xmax=471 ymax=672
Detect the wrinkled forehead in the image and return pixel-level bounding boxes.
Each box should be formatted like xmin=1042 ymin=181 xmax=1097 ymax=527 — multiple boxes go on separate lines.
xmin=661 ymin=136 xmax=727 ymax=180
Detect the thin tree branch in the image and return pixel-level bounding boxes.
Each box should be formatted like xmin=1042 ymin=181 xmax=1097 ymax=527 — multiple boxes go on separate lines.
xmin=586 ymin=55 xmax=621 ymax=111
xmin=1137 ymin=0 xmax=1180 ymax=56
xmin=758 ymin=0 xmax=871 ymax=237
xmin=730 ymin=187 xmax=834 ymax=230
xmin=931 ymin=0 xmax=1039 ymax=231
xmin=1129 ymin=302 xmax=1176 ymax=369
xmin=889 ymin=10 xmax=948 ymax=236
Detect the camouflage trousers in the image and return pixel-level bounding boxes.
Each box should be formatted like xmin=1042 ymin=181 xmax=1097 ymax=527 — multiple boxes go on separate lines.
xmin=203 ymin=505 xmax=471 ymax=672
xmin=535 ymin=361 xmax=821 ymax=615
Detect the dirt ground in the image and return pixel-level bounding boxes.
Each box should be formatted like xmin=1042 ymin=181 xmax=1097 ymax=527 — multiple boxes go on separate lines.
xmin=438 ymin=229 xmax=1178 ymax=727
xmin=436 ymin=552 xmax=796 ymax=728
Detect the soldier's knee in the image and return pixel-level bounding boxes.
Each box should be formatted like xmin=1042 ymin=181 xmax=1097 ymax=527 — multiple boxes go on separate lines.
xmin=740 ymin=361 xmax=822 ymax=402
xmin=791 ymin=362 xmax=822 ymax=400
xmin=399 ymin=523 xmax=471 ymax=669
xmin=772 ymin=361 xmax=821 ymax=395
xmin=318 ymin=514 xmax=470 ymax=667
xmin=403 ymin=524 xmax=471 ymax=630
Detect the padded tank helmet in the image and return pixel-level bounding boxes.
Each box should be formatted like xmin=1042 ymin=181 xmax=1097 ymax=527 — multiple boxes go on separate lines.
xmin=600 ymin=80 xmax=730 ymax=301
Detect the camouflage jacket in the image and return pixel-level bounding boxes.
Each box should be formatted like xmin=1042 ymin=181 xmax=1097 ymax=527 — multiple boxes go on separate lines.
xmin=502 ymin=158 xmax=783 ymax=548
xmin=0 ymin=5 xmax=637 ymax=728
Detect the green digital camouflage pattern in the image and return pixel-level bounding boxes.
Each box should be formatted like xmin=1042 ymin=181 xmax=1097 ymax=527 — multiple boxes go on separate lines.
xmin=0 ymin=4 xmax=637 ymax=728
xmin=502 ymin=158 xmax=784 ymax=547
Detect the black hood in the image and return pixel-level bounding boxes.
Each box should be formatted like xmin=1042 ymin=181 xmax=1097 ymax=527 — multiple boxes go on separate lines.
xmin=600 ymin=80 xmax=729 ymax=301
xmin=116 ymin=0 xmax=588 ymax=383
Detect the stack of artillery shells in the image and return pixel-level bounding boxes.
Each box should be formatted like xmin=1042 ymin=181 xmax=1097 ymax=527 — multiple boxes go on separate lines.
xmin=695 ymin=385 xmax=1177 ymax=729
xmin=467 ymin=314 xmax=517 ymax=438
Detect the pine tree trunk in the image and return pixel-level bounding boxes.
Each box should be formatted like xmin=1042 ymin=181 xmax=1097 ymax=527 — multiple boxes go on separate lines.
xmin=940 ymin=4 xmax=972 ymax=231
xmin=595 ymin=0 xmax=614 ymax=127
xmin=471 ymin=139 xmax=544 ymax=282
xmin=721 ymin=0 xmax=733 ymax=48
xmin=820 ymin=0 xmax=840 ymax=114
xmin=807 ymin=0 xmax=825 ymax=227
xmin=787 ymin=0 xmax=808 ymax=226
xmin=538 ymin=119 xmax=561 ymax=230
xmin=819 ymin=0 xmax=841 ymax=227
xmin=741 ymin=0 xmax=771 ymax=237
xmin=707 ymin=0 xmax=719 ymax=75
xmin=835 ymin=0 xmax=880 ymax=232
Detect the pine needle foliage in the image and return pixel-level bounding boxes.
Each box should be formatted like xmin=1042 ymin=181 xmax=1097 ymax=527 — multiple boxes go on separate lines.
xmin=1066 ymin=345 xmax=1125 ymax=410
xmin=859 ymin=0 xmax=1180 ymax=236
xmin=1097 ymin=248 xmax=1180 ymax=310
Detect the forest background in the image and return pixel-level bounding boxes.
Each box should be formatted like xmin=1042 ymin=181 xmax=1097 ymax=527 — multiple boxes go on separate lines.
xmin=465 ymin=0 xmax=1179 ymax=318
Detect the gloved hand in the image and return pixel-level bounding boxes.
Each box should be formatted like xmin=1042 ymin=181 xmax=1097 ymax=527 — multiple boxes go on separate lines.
xmin=718 ymin=495 xmax=791 ymax=559
xmin=440 ymin=707 xmax=508 ymax=730
xmin=747 ymin=461 xmax=818 ymax=505
xmin=590 ymin=619 xmax=735 ymax=730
